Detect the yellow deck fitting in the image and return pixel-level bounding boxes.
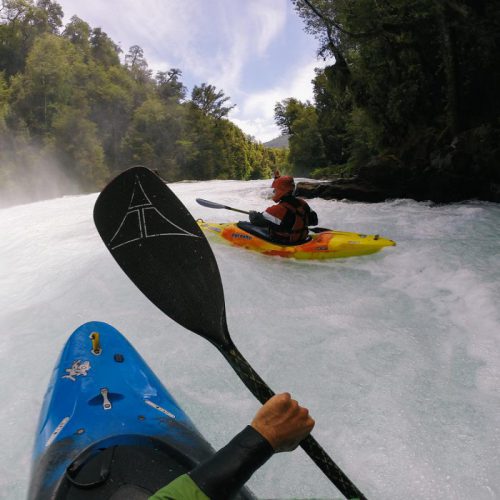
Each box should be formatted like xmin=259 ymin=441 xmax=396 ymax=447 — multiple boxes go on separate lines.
xmin=89 ymin=332 xmax=102 ymax=355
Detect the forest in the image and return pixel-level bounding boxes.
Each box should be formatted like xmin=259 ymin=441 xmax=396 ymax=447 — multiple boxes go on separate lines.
xmin=0 ymin=0 xmax=287 ymax=207
xmin=282 ymin=0 xmax=500 ymax=202
xmin=1 ymin=0 xmax=499 ymax=206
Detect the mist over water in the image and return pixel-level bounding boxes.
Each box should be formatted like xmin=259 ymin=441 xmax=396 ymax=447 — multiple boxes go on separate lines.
xmin=0 ymin=134 xmax=81 ymax=209
xmin=1 ymin=179 xmax=499 ymax=499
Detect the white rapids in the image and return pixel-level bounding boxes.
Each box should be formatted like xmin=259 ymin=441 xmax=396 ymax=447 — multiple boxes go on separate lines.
xmin=1 ymin=178 xmax=499 ymax=499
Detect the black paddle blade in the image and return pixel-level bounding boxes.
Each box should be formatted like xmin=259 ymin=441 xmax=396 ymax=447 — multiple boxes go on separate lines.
xmin=196 ymin=198 xmax=225 ymax=209
xmin=93 ymin=166 xmax=231 ymax=349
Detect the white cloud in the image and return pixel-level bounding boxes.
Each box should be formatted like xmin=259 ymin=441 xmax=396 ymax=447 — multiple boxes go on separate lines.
xmin=165 ymin=0 xmax=287 ymax=92
xmin=231 ymin=116 xmax=281 ymax=143
xmin=247 ymin=0 xmax=287 ymax=55
xmin=232 ymin=58 xmax=326 ymax=141
xmin=88 ymin=0 xmax=287 ymax=94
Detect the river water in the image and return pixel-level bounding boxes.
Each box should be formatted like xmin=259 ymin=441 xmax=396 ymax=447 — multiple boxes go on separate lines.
xmin=1 ymin=178 xmax=499 ymax=499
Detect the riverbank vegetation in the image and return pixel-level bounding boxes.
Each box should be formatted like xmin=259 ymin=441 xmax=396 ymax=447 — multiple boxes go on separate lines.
xmin=281 ymin=0 xmax=500 ymax=202
xmin=2 ymin=0 xmax=498 ymax=206
xmin=0 ymin=0 xmax=287 ymax=207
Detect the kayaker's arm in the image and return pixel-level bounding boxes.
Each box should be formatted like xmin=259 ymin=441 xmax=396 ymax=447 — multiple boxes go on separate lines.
xmin=150 ymin=393 xmax=315 ymax=500
xmin=248 ymin=210 xmax=268 ymax=227
xmin=309 ymin=210 xmax=318 ymax=227
xmin=249 ymin=209 xmax=284 ymax=232
xmin=188 ymin=425 xmax=273 ymax=499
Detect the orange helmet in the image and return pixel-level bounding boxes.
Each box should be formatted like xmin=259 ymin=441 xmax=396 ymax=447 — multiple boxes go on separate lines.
xmin=271 ymin=175 xmax=295 ymax=202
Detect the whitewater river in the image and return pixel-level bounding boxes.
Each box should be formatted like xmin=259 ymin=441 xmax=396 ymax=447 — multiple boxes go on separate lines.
xmin=1 ymin=178 xmax=499 ymax=499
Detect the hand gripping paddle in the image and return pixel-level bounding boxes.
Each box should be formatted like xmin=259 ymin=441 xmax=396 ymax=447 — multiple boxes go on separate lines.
xmin=93 ymin=166 xmax=367 ymax=499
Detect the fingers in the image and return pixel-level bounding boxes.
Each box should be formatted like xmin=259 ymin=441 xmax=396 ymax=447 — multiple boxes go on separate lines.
xmin=251 ymin=393 xmax=315 ymax=453
xmin=273 ymin=392 xmax=292 ymax=410
xmin=275 ymin=393 xmax=315 ymax=429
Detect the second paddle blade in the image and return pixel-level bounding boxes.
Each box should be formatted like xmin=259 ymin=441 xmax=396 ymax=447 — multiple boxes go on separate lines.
xmin=93 ymin=166 xmax=230 ymax=349
xmin=196 ymin=198 xmax=225 ymax=209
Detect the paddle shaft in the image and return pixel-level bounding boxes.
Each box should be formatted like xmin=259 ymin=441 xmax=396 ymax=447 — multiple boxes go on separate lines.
xmin=219 ymin=340 xmax=367 ymax=500
xmin=196 ymin=198 xmax=250 ymax=215
xmin=223 ymin=206 xmax=249 ymax=215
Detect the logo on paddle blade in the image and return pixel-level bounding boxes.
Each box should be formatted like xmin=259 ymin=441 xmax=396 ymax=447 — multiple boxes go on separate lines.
xmin=109 ymin=175 xmax=200 ymax=250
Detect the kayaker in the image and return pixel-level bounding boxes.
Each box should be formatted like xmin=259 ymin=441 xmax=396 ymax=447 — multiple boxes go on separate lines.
xmin=150 ymin=392 xmax=315 ymax=499
xmin=248 ymin=173 xmax=318 ymax=244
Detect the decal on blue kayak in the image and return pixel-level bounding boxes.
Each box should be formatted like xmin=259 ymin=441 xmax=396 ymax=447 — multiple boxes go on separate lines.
xmin=62 ymin=359 xmax=91 ymax=381
xmin=145 ymin=399 xmax=176 ymax=419
xmin=45 ymin=416 xmax=70 ymax=447
xmin=109 ymin=175 xmax=200 ymax=250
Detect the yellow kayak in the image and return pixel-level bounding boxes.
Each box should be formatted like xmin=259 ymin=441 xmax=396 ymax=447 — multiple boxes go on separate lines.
xmin=198 ymin=220 xmax=396 ymax=260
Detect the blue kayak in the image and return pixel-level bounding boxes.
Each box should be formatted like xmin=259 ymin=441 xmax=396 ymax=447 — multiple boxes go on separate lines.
xmin=28 ymin=321 xmax=254 ymax=499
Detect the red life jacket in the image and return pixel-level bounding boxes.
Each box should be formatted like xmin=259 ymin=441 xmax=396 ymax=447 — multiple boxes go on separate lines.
xmin=269 ymin=196 xmax=311 ymax=243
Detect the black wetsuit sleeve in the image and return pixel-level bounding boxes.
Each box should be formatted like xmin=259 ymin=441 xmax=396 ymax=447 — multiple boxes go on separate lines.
xmin=309 ymin=210 xmax=318 ymax=226
xmin=188 ymin=425 xmax=274 ymax=500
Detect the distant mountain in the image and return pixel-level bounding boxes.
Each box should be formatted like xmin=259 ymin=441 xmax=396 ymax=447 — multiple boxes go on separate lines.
xmin=263 ymin=134 xmax=289 ymax=149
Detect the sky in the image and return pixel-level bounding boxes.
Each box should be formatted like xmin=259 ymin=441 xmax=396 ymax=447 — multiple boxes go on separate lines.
xmin=55 ymin=0 xmax=332 ymax=142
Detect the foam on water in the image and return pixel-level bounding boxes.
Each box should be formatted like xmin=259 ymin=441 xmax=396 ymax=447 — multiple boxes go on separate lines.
xmin=1 ymin=180 xmax=499 ymax=499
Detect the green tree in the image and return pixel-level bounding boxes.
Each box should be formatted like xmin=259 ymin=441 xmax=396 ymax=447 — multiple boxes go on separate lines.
xmin=10 ymin=33 xmax=83 ymax=133
xmin=89 ymin=27 xmax=121 ymax=68
xmin=0 ymin=70 xmax=13 ymax=196
xmin=34 ymin=0 xmax=63 ymax=33
xmin=292 ymin=0 xmax=500 ymax=152
xmin=125 ymin=45 xmax=152 ymax=84
xmin=63 ymin=15 xmax=91 ymax=57
xmin=182 ymin=104 xmax=262 ymax=180
xmin=274 ymin=97 xmax=325 ymax=175
xmin=288 ymin=105 xmax=325 ymax=175
xmin=121 ymin=95 xmax=185 ymax=179
xmin=274 ymin=98 xmax=307 ymax=135
xmin=0 ymin=0 xmax=63 ymax=76
xmin=0 ymin=71 xmax=10 ymax=129
xmin=86 ymin=64 xmax=136 ymax=172
xmin=47 ymin=105 xmax=109 ymax=189
xmin=191 ymin=83 xmax=235 ymax=119
xmin=156 ymin=68 xmax=186 ymax=103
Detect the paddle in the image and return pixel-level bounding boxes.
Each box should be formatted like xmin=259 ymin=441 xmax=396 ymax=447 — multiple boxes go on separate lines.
xmin=93 ymin=166 xmax=366 ymax=500
xmin=196 ymin=197 xmax=250 ymax=215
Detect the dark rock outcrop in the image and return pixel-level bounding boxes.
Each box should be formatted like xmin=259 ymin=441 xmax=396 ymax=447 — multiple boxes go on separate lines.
xmin=296 ymin=178 xmax=388 ymax=202
xmin=297 ymin=171 xmax=500 ymax=203
xmin=296 ymin=135 xmax=500 ymax=203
